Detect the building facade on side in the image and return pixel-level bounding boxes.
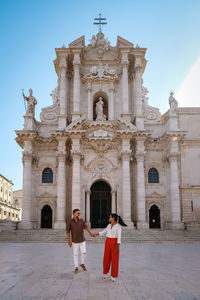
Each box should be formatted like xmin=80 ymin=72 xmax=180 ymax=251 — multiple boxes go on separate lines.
xmin=0 ymin=174 xmax=21 ymax=222
xmin=15 ymin=32 xmax=200 ymax=230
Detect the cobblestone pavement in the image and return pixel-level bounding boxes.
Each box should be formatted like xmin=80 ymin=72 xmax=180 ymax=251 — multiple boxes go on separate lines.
xmin=0 ymin=242 xmax=200 ymax=300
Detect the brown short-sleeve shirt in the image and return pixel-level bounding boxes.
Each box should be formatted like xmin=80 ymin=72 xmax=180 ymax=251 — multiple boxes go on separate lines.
xmin=66 ymin=218 xmax=87 ymax=243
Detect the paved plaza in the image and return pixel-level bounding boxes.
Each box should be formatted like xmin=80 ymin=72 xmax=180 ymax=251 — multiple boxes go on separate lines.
xmin=0 ymin=242 xmax=200 ymax=300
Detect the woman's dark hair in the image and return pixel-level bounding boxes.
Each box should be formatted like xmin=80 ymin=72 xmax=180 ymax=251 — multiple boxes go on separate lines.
xmin=111 ymin=213 xmax=127 ymax=227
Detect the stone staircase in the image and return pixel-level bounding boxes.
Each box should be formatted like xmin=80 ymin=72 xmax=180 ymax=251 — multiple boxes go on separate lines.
xmin=0 ymin=228 xmax=200 ymax=243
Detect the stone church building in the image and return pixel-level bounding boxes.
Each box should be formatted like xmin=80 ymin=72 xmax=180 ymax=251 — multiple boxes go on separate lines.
xmin=16 ymin=32 xmax=200 ymax=230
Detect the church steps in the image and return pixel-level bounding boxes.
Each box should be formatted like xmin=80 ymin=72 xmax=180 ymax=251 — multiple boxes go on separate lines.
xmin=0 ymin=229 xmax=200 ymax=243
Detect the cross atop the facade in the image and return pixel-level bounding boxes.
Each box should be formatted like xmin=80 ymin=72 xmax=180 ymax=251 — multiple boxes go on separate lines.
xmin=93 ymin=13 xmax=107 ymax=33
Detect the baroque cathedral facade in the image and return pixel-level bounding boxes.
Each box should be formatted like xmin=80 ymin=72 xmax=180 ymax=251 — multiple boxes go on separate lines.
xmin=16 ymin=31 xmax=200 ymax=230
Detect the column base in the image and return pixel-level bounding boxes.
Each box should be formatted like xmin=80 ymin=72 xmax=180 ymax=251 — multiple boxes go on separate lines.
xmin=72 ymin=113 xmax=81 ymax=122
xmin=123 ymin=219 xmax=134 ymax=227
xmin=18 ymin=220 xmax=33 ymax=230
xmin=166 ymin=221 xmax=184 ymax=230
xmin=58 ymin=115 xmax=67 ymax=130
xmin=54 ymin=220 xmax=66 ymax=230
xmin=137 ymin=221 xmax=149 ymax=230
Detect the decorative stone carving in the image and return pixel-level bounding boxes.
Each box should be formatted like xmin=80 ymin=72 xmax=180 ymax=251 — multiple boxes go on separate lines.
xmin=40 ymin=102 xmax=59 ymax=124
xmin=22 ymin=89 xmax=37 ymax=116
xmin=50 ymin=87 xmax=59 ymax=105
xmin=88 ymin=129 xmax=113 ymax=138
xmin=88 ymin=32 xmax=110 ymax=53
xmin=142 ymin=85 xmax=161 ymax=122
xmin=89 ymin=35 xmax=96 ymax=47
xmin=83 ymin=64 xmax=118 ymax=82
xmin=93 ymin=166 xmax=108 ymax=176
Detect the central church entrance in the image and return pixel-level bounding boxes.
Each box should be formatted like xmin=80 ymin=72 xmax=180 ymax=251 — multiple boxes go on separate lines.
xmin=41 ymin=205 xmax=52 ymax=228
xmin=149 ymin=205 xmax=161 ymax=228
xmin=90 ymin=181 xmax=111 ymax=228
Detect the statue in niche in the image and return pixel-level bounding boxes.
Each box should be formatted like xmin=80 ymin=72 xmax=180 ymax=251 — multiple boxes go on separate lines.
xmin=169 ymin=91 xmax=178 ymax=113
xmin=95 ymin=97 xmax=106 ymax=121
xmin=22 ymin=88 xmax=37 ymax=116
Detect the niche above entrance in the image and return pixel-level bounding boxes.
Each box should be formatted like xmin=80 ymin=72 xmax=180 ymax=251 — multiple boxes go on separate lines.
xmin=93 ymin=91 xmax=108 ymax=121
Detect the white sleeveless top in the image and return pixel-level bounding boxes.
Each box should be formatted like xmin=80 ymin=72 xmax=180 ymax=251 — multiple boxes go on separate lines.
xmin=99 ymin=223 xmax=122 ymax=244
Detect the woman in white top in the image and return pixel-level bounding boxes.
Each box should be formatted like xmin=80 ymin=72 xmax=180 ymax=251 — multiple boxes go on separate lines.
xmin=95 ymin=213 xmax=127 ymax=282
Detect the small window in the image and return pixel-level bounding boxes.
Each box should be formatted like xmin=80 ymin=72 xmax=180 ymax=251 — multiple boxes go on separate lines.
xmin=42 ymin=168 xmax=53 ymax=183
xmin=148 ymin=168 xmax=159 ymax=183
xmin=4 ymin=211 xmax=6 ymax=215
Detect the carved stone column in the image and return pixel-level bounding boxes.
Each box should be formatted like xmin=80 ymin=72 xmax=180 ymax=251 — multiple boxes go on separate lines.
xmin=135 ymin=57 xmax=144 ymax=130
xmin=71 ymin=137 xmax=81 ymax=213
xmin=72 ymin=53 xmax=81 ymax=121
xmin=121 ymin=52 xmax=130 ymax=121
xmin=86 ymin=190 xmax=91 ymax=226
xmin=20 ymin=141 xmax=33 ymax=229
xmin=136 ymin=138 xmax=148 ymax=229
xmin=121 ymin=137 xmax=133 ymax=226
xmin=58 ymin=56 xmax=67 ymax=129
xmin=87 ymin=82 xmax=93 ymax=120
xmin=167 ymin=139 xmax=184 ymax=229
xmin=111 ymin=190 xmax=116 ymax=213
xmin=55 ymin=139 xmax=66 ymax=229
xmin=109 ymin=83 xmax=114 ymax=120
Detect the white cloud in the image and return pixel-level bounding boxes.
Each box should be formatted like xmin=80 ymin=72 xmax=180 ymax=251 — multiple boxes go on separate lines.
xmin=176 ymin=57 xmax=200 ymax=107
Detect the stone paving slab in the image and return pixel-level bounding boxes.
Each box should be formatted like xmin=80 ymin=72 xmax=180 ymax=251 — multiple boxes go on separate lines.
xmin=0 ymin=243 xmax=200 ymax=300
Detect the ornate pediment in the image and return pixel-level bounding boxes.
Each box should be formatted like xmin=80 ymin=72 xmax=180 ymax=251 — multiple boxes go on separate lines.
xmin=84 ymin=32 xmax=117 ymax=60
xmin=117 ymin=36 xmax=134 ymax=48
xmin=69 ymin=35 xmax=85 ymax=48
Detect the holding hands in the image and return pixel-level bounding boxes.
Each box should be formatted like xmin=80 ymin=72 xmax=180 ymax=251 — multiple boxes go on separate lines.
xmin=90 ymin=233 xmax=99 ymax=238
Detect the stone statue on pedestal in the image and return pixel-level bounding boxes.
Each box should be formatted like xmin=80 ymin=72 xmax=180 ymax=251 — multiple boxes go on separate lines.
xmin=95 ymin=97 xmax=106 ymax=121
xmin=169 ymin=91 xmax=178 ymax=113
xmin=22 ymin=89 xmax=37 ymax=116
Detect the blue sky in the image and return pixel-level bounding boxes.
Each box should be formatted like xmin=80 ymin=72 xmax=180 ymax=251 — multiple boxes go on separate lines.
xmin=0 ymin=0 xmax=200 ymax=190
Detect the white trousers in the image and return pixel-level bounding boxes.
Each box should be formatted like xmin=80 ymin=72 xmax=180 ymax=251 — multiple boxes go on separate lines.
xmin=72 ymin=241 xmax=86 ymax=268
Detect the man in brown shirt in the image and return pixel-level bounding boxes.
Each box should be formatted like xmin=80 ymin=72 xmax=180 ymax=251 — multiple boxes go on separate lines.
xmin=66 ymin=208 xmax=94 ymax=273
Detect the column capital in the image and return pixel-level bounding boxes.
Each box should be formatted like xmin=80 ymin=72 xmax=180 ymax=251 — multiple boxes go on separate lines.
xmin=22 ymin=152 xmax=33 ymax=163
xmin=57 ymin=152 xmax=66 ymax=162
xmin=167 ymin=152 xmax=180 ymax=162
xmin=136 ymin=152 xmax=144 ymax=162
xmin=86 ymin=190 xmax=91 ymax=195
xmin=59 ymin=56 xmax=67 ymax=70
xmin=86 ymin=82 xmax=92 ymax=91
xmin=109 ymin=82 xmax=115 ymax=91
xmin=73 ymin=53 xmax=81 ymax=66
xmin=121 ymin=151 xmax=131 ymax=161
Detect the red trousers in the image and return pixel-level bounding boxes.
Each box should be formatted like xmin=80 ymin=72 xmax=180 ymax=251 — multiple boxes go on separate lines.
xmin=103 ymin=237 xmax=119 ymax=278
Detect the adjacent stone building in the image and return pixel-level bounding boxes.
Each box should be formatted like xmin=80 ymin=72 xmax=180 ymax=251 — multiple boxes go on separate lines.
xmin=15 ymin=32 xmax=200 ymax=230
xmin=0 ymin=174 xmax=21 ymax=221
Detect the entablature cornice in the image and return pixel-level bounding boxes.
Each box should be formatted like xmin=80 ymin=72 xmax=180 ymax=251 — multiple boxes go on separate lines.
xmin=15 ymin=130 xmax=37 ymax=148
